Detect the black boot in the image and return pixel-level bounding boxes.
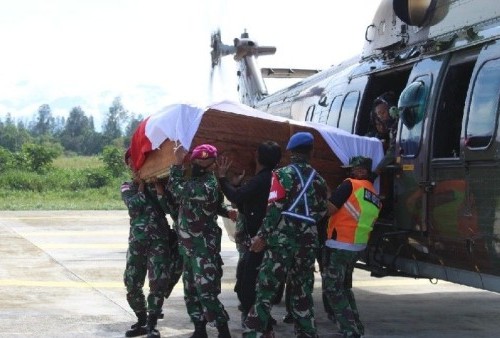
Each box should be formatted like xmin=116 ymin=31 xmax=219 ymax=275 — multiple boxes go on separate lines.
xmin=216 ymin=322 xmax=231 ymax=338
xmin=189 ymin=320 xmax=208 ymax=338
xmin=282 ymin=312 xmax=294 ymax=324
xmin=146 ymin=313 xmax=160 ymax=338
xmin=126 ymin=311 xmax=148 ymax=337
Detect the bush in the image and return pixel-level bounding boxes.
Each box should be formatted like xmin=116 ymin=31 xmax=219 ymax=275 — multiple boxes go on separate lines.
xmin=82 ymin=168 xmax=112 ymax=188
xmin=16 ymin=143 xmax=62 ymax=173
xmin=0 ymin=154 xmax=128 ymax=209
xmin=100 ymin=146 xmax=126 ymax=177
xmin=0 ymin=170 xmax=45 ymax=191
xmin=0 ymin=147 xmax=14 ymax=172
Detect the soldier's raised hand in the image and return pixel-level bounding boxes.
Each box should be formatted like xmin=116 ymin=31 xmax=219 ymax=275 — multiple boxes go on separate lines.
xmin=173 ymin=144 xmax=188 ymax=165
xmin=216 ymin=155 xmax=232 ymax=178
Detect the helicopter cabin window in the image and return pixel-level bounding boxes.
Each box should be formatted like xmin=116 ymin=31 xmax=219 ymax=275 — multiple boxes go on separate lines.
xmin=398 ymin=77 xmax=430 ymax=157
xmin=312 ymin=98 xmax=330 ymax=124
xmin=305 ymin=104 xmax=315 ymax=121
xmin=326 ymin=95 xmax=342 ymax=128
xmin=465 ymin=58 xmax=500 ymax=149
xmin=433 ymin=57 xmax=476 ymax=158
xmin=337 ymin=92 xmax=360 ymax=133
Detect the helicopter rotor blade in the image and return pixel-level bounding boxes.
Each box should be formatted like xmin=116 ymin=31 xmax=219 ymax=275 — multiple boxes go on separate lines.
xmin=208 ymin=28 xmax=221 ymax=102
xmin=209 ymin=28 xmax=236 ymax=101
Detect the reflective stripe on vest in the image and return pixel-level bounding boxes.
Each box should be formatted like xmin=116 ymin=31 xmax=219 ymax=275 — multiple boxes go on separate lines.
xmin=281 ymin=164 xmax=317 ymax=224
xmin=327 ymin=178 xmax=381 ymax=244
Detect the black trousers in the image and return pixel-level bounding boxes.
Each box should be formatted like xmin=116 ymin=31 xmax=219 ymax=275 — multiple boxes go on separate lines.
xmin=234 ymin=250 xmax=265 ymax=314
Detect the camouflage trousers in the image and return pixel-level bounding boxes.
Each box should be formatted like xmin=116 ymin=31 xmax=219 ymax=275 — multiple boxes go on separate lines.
xmin=181 ymin=251 xmax=229 ymax=326
xmin=124 ymin=239 xmax=170 ymax=314
xmin=244 ymin=244 xmax=317 ymax=338
xmin=322 ymin=247 xmax=364 ymax=337
xmin=164 ymin=232 xmax=183 ymax=300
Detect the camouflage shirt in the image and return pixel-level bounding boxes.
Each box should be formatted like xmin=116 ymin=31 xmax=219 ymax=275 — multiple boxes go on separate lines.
xmin=168 ymin=165 xmax=230 ymax=256
xmin=157 ymin=180 xmax=180 ymax=231
xmin=121 ymin=181 xmax=171 ymax=242
xmin=257 ymin=158 xmax=328 ymax=248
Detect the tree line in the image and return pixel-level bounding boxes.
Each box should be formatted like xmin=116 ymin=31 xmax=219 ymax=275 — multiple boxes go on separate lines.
xmin=0 ymin=96 xmax=143 ymax=156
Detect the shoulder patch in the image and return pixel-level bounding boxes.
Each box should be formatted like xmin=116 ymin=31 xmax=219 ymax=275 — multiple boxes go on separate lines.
xmin=268 ymin=172 xmax=286 ymax=203
xmin=121 ymin=183 xmax=131 ymax=192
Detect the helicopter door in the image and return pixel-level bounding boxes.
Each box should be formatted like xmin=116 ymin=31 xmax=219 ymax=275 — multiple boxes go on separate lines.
xmin=394 ymin=56 xmax=447 ymax=231
xmin=428 ymin=47 xmax=480 ymax=281
xmin=461 ymin=40 xmax=500 ymax=282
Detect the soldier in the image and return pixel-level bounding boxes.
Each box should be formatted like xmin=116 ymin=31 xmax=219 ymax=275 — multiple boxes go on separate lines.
xmin=243 ymin=132 xmax=329 ymax=338
xmin=216 ymin=141 xmax=282 ymax=326
xmin=323 ymin=156 xmax=382 ymax=338
xmin=168 ymin=143 xmax=236 ymax=338
xmin=155 ymin=178 xmax=183 ymax=304
xmin=121 ymin=149 xmax=173 ymax=338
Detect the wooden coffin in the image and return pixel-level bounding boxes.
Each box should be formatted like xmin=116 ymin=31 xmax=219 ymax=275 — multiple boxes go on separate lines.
xmin=139 ymin=107 xmax=346 ymax=190
xmin=138 ymin=140 xmax=177 ymax=179
xmin=193 ymin=108 xmax=345 ymax=189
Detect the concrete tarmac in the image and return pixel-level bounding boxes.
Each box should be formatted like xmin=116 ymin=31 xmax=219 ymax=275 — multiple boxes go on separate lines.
xmin=0 ymin=210 xmax=499 ymax=338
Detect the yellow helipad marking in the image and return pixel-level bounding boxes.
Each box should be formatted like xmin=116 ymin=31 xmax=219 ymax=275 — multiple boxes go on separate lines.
xmin=0 ymin=280 xmax=124 ymax=288
xmin=40 ymin=243 xmax=127 ymax=249
xmin=0 ymin=278 xmax=440 ymax=289
xmin=0 ymin=215 xmax=128 ymax=220
xmin=353 ymin=278 xmax=443 ymax=287
xmin=19 ymin=231 xmax=128 ymax=237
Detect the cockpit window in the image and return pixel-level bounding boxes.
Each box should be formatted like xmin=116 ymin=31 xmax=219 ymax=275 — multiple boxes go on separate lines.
xmin=398 ymin=77 xmax=430 ymax=157
xmin=465 ymin=58 xmax=500 ymax=149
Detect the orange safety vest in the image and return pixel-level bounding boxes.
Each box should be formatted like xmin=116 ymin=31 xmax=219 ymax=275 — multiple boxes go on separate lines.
xmin=327 ymin=178 xmax=382 ymax=245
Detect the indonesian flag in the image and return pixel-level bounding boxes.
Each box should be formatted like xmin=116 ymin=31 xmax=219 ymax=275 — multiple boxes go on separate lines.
xmin=129 ymin=117 xmax=152 ymax=170
xmin=129 ymin=103 xmax=205 ymax=170
xmin=268 ymin=172 xmax=286 ymax=203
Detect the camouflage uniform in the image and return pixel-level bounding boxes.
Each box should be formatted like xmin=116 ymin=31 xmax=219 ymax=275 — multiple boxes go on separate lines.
xmin=234 ymin=212 xmax=249 ymax=258
xmin=121 ymin=181 xmax=172 ymax=316
xmin=322 ymin=249 xmax=362 ymax=337
xmin=168 ymin=164 xmax=230 ymax=327
xmin=324 ymin=162 xmax=382 ymax=338
xmin=158 ymin=180 xmax=184 ymax=301
xmin=244 ymin=156 xmax=328 ymax=338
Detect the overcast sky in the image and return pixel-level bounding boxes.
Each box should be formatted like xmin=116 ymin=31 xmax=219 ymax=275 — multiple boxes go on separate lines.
xmin=0 ymin=0 xmax=381 ymax=128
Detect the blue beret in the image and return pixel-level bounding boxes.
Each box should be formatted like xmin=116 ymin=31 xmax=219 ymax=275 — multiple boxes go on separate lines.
xmin=286 ymin=132 xmax=314 ymax=150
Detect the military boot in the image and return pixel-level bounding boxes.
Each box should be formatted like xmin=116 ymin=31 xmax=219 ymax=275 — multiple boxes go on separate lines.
xmin=146 ymin=313 xmax=160 ymax=338
xmin=125 ymin=311 xmax=148 ymax=337
xmin=216 ymin=322 xmax=231 ymax=338
xmin=189 ymin=320 xmax=208 ymax=338
xmin=282 ymin=312 xmax=294 ymax=324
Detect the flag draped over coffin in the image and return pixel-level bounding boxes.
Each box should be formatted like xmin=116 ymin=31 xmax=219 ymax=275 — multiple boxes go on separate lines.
xmin=130 ymin=103 xmax=205 ymax=171
xmin=129 ymin=100 xmax=384 ymax=185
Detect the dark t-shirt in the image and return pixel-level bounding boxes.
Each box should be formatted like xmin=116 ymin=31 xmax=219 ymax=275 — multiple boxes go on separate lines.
xmin=219 ymin=168 xmax=273 ymax=237
xmin=329 ymin=179 xmax=353 ymax=208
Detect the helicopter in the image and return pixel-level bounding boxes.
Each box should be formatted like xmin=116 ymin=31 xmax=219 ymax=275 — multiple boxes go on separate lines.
xmin=210 ymin=0 xmax=500 ymax=293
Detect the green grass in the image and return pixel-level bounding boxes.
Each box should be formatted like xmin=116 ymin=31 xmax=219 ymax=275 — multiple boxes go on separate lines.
xmin=53 ymin=155 xmax=102 ymax=169
xmin=0 ymin=155 xmax=128 ymax=210
xmin=0 ymin=188 xmax=126 ymax=210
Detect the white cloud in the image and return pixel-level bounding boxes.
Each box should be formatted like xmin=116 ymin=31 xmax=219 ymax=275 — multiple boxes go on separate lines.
xmin=0 ymin=0 xmax=381 ymax=125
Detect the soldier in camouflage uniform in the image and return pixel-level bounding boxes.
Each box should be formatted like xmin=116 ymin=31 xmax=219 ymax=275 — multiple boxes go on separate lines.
xmin=217 ymin=141 xmax=282 ymax=327
xmin=122 ymin=149 xmax=174 ymax=338
xmin=168 ymin=144 xmax=236 ymax=338
xmin=156 ymin=178 xmax=183 ymax=302
xmin=243 ymin=132 xmax=329 ymax=338
xmin=323 ymin=156 xmax=382 ymax=338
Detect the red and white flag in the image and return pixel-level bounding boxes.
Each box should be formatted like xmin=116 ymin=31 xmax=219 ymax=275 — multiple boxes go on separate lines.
xmin=129 ymin=103 xmax=205 ymax=170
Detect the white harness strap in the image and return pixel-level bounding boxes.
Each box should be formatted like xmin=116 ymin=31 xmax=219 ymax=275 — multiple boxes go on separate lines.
xmin=281 ymin=164 xmax=317 ymax=224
